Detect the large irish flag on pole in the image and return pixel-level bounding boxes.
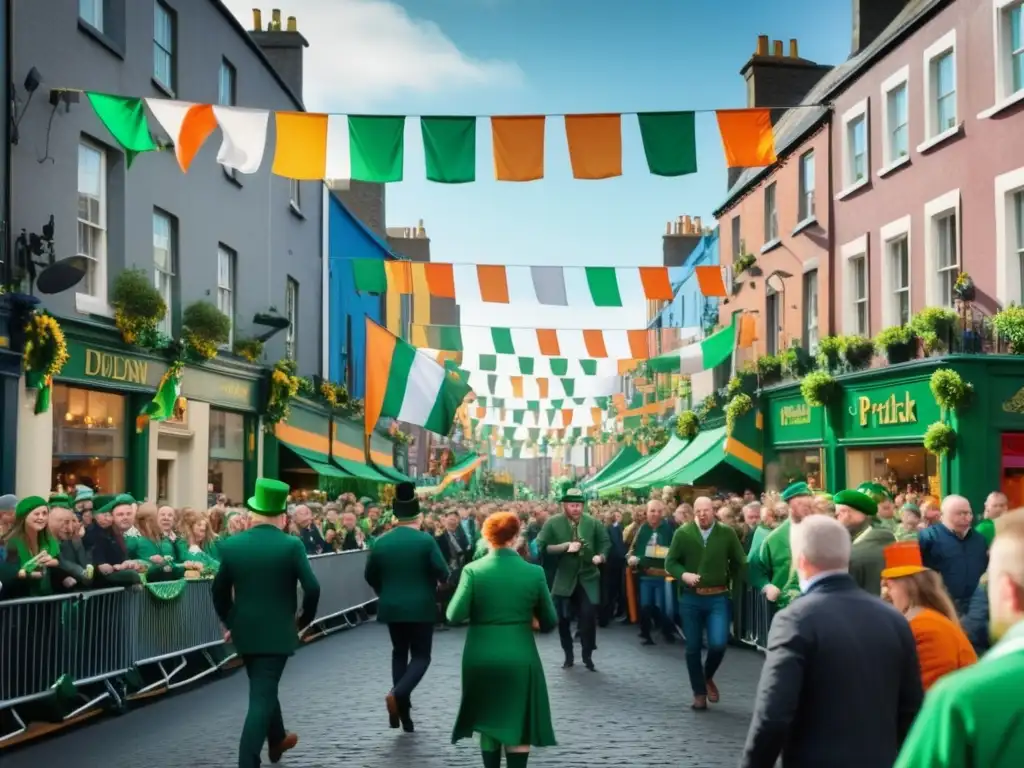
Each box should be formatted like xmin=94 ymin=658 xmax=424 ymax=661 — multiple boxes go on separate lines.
xmin=365 ymin=318 xmax=473 ymax=435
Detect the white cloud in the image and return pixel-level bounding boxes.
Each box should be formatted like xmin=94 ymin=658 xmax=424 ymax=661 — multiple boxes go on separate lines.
xmin=221 ymin=0 xmax=523 ymax=109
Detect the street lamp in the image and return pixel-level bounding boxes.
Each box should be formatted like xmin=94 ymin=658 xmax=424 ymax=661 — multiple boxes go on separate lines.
xmin=764 ymin=270 xmax=793 ymax=355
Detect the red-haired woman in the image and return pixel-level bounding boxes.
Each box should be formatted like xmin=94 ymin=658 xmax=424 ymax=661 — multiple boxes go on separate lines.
xmin=447 ymin=511 xmax=558 ymax=768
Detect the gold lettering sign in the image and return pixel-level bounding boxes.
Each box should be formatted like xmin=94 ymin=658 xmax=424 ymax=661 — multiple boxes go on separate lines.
xmin=854 ymin=392 xmax=918 ymax=427
xmin=1003 ymin=387 xmax=1024 ymax=414
xmin=779 ymin=404 xmax=812 ymax=426
xmin=220 ymin=382 xmax=250 ymax=401
xmin=84 ymin=348 xmax=150 ymax=385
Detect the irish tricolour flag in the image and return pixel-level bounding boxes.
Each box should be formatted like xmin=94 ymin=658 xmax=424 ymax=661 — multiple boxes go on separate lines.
xmin=365 ymin=318 xmax=473 ymax=435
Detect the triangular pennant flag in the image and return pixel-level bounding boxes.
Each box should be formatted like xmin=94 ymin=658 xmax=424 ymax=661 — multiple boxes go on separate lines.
xmin=145 ymin=100 xmax=217 ymax=172
xmin=86 ymin=93 xmax=157 ymax=167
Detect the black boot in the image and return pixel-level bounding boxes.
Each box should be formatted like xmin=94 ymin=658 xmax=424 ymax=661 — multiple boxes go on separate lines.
xmin=562 ymin=652 xmax=574 ymax=669
xmin=639 ymin=607 xmax=655 ymax=645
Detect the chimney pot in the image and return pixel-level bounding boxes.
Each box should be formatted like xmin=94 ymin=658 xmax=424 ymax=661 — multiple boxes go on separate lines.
xmin=287 ymin=15 xmax=297 ymax=32
xmin=772 ymin=40 xmax=784 ymax=56
xmin=665 ymin=221 xmax=672 ymax=235
xmin=694 ymin=216 xmax=702 ymax=231
xmin=683 ymin=215 xmax=692 ymax=233
xmin=252 ymin=8 xmax=262 ymax=31
xmin=789 ymin=39 xmax=799 ymax=58
xmin=756 ymin=34 xmax=769 ymax=55
xmin=271 ymin=8 xmax=281 ymax=30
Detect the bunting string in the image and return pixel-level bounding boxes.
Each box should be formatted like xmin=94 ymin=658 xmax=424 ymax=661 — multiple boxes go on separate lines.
xmin=81 ymin=91 xmax=801 ymax=183
xmin=467 ymin=372 xmax=620 ymax=399
xmin=472 ymin=396 xmax=607 ymax=410
xmin=436 ymin=352 xmax=621 ymax=378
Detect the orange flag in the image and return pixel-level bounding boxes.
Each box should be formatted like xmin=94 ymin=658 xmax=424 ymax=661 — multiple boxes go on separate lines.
xmin=583 ymin=330 xmax=608 ymax=359
xmin=510 ymin=376 xmax=524 ymax=399
xmin=715 ymin=109 xmax=776 ymax=168
xmin=491 ymin=116 xmax=545 ymax=181
xmin=424 ymin=263 xmax=456 ymax=298
xmin=738 ymin=313 xmax=758 ymax=348
xmin=272 ymin=112 xmax=328 ymax=179
xmin=564 ymin=114 xmax=622 ymax=179
xmin=638 ymin=267 xmax=673 ymax=301
xmin=591 ymin=407 xmax=603 ymax=427
xmin=696 ymin=266 xmax=728 ymax=297
xmin=536 ymin=329 xmax=561 ymax=357
xmin=477 ymin=265 xmax=510 ymax=303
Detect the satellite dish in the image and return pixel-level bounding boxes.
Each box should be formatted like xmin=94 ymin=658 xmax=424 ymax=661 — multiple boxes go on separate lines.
xmin=36 ymin=256 xmax=87 ymax=295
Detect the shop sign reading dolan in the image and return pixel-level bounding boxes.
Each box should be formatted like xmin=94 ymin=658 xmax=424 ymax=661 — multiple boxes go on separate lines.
xmin=84 ymin=348 xmax=150 ymax=385
xmin=854 ymin=391 xmax=918 ymax=427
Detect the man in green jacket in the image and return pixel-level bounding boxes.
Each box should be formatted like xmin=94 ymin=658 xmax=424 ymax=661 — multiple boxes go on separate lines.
xmin=894 ymin=508 xmax=1024 ymax=768
xmin=212 ymin=478 xmax=320 ymax=768
xmin=536 ymin=487 xmax=610 ymax=671
xmin=835 ymin=488 xmax=896 ymax=596
xmin=747 ymin=482 xmax=816 ymax=610
xmin=627 ymin=499 xmax=676 ymax=645
xmin=364 ymin=482 xmax=449 ymax=731
xmin=666 ymin=496 xmax=746 ymax=710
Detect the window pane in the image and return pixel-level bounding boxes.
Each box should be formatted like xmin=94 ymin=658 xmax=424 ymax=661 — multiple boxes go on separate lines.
xmin=850 ymin=117 xmax=866 ymax=181
xmin=52 ymin=385 xmax=126 ymax=459
xmin=209 ymin=409 xmax=245 ymax=460
xmin=1015 ymin=191 xmax=1024 ymax=251
xmin=1012 ymin=6 xmax=1022 ymax=53
xmin=936 ymin=53 xmax=955 ymax=97
xmin=154 ymin=5 xmax=172 ymax=47
xmin=153 ymin=212 xmax=172 ymax=271
xmin=888 ymin=85 xmax=909 ymax=159
xmin=219 ymin=62 xmax=235 ymax=106
xmin=855 ymin=258 xmax=866 ymax=298
xmin=79 ymin=0 xmax=103 ymax=30
xmin=934 ymin=53 xmax=956 ymax=131
xmin=78 ymin=145 xmax=102 ymax=198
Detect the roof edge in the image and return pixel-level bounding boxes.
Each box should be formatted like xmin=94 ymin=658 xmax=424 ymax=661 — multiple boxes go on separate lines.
xmin=327 ymin=189 xmax=398 ymax=260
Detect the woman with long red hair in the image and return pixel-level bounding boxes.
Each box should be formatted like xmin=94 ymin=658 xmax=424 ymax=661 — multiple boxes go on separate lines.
xmin=447 ymin=511 xmax=558 ymax=768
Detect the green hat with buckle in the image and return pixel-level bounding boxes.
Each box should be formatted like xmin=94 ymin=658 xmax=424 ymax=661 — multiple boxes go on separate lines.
xmin=560 ymin=487 xmax=585 ymax=504
xmin=781 ymin=481 xmax=813 ymax=502
xmin=247 ymin=478 xmax=290 ymax=516
xmin=834 ymin=489 xmax=878 ymax=516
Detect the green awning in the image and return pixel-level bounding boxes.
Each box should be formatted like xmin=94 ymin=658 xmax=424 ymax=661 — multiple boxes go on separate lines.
xmin=664 ymin=425 xmax=762 ymax=486
xmin=594 ymin=434 xmax=691 ymax=492
xmin=582 ymin=445 xmax=642 ymax=489
xmin=372 ymin=462 xmax=412 ymax=484
xmin=332 ymin=456 xmax=400 ymax=484
xmin=284 ymin=445 xmax=348 ymax=479
xmin=588 ymin=451 xmax=657 ymax=493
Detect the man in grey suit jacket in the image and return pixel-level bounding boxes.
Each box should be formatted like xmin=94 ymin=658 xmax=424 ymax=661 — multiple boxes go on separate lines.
xmin=740 ymin=515 xmax=923 ymax=768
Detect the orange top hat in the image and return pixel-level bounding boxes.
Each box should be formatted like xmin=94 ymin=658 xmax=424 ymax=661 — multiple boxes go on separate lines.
xmin=881 ymin=540 xmax=928 ymax=579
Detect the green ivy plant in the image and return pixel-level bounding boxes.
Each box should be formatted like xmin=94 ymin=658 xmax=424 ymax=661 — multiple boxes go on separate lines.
xmin=801 ymin=371 xmax=837 ymax=407
xmin=924 ymin=422 xmax=956 ymax=456
xmin=676 ymin=410 xmax=700 ymax=440
xmin=930 ymin=368 xmax=972 ymax=411
xmin=992 ymin=306 xmax=1024 ymax=353
xmin=724 ymin=394 xmax=753 ymax=435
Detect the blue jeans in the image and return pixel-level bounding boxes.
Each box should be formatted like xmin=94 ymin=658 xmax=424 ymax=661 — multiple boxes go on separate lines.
xmin=638 ymin=576 xmax=665 ymax=613
xmin=679 ymin=593 xmax=730 ymax=696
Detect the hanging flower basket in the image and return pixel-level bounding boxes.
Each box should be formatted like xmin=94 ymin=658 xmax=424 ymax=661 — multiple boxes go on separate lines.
xmin=23 ymin=311 xmax=70 ymax=414
xmin=952 ymin=272 xmax=975 ymax=302
xmin=112 ymin=268 xmax=167 ymax=347
xmin=924 ymin=422 xmax=956 ymax=456
xmin=874 ymin=325 xmax=918 ymax=365
xmin=264 ymin=359 xmax=301 ymax=432
xmin=676 ymin=410 xmax=700 ymax=440
xmin=182 ymin=301 xmax=231 ymax=362
xmin=929 ymin=368 xmax=972 ymax=411
xmin=801 ymin=371 xmax=837 ymax=408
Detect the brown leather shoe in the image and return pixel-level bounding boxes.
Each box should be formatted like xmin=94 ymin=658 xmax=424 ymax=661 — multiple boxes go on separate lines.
xmin=269 ymin=732 xmax=298 ymax=763
xmin=385 ymin=693 xmax=400 ymax=729
xmin=706 ymin=679 xmax=720 ymax=703
xmin=691 ymin=695 xmax=708 ymax=710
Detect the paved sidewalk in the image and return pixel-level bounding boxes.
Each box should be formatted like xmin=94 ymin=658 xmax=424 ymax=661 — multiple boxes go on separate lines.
xmin=4 ymin=622 xmax=763 ymax=767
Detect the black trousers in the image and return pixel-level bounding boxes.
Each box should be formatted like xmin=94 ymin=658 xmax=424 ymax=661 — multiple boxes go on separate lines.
xmin=387 ymin=622 xmax=434 ymax=707
xmin=239 ymin=655 xmax=288 ymax=768
xmin=556 ymin=584 xmax=597 ymax=660
xmin=599 ymin=559 xmax=626 ymax=625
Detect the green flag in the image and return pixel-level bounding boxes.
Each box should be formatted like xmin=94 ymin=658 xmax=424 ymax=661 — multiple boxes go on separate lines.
xmin=348 ymin=115 xmax=405 ymax=182
xmin=137 ymin=363 xmax=182 ymax=432
xmin=351 ymin=259 xmax=387 ymax=293
xmin=86 ymin=93 xmax=157 ymax=167
xmin=585 ymin=267 xmax=622 ymax=307
xmin=421 ymin=116 xmax=476 ymax=183
xmin=637 ymin=111 xmax=698 ymax=177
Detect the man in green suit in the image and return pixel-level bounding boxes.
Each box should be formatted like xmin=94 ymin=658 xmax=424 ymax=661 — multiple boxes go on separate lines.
xmin=364 ymin=481 xmax=449 ymax=732
xmin=536 ymin=487 xmax=610 ymax=671
xmin=212 ymin=478 xmax=320 ymax=768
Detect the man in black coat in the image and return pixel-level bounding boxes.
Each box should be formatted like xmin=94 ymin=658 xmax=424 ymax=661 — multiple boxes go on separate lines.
xmin=740 ymin=515 xmax=923 ymax=768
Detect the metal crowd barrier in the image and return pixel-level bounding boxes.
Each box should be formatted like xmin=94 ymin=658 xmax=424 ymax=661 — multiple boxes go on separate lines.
xmin=735 ymin=583 xmax=773 ymax=651
xmin=0 ymin=549 xmax=375 ymax=743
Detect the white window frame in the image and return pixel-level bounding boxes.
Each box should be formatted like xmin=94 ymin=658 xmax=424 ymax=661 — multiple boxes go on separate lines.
xmin=878 ymin=66 xmax=910 ymax=175
xmin=75 ymin=139 xmax=111 ymax=315
xmin=995 ymin=166 xmax=1024 ymax=307
xmin=153 ymin=1 xmax=175 ymax=92
xmin=79 ymin=0 xmax=103 ymax=31
xmin=285 ymin=278 xmax=299 ymax=360
xmin=798 ymin=150 xmax=815 ymax=223
xmin=879 ymin=215 xmax=913 ymax=328
xmin=217 ymin=245 xmax=236 ymax=346
xmin=153 ymin=209 xmax=175 ymax=337
xmin=803 ymin=268 xmax=820 ymax=353
xmin=920 ymin=30 xmax=960 ymax=151
xmin=983 ymin=0 xmax=1024 ymax=117
xmin=764 ymin=181 xmax=778 ymax=243
xmin=218 ymin=59 xmax=237 ymax=180
xmin=841 ymin=235 xmax=869 ymax=336
xmin=838 ymin=99 xmax=870 ymax=198
xmin=923 ymin=189 xmax=961 ymax=308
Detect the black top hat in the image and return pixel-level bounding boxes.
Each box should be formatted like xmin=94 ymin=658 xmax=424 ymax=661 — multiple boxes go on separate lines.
xmin=393 ymin=482 xmax=421 ymax=522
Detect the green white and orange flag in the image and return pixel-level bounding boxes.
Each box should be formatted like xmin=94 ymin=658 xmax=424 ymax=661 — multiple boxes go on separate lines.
xmin=365 ymin=318 xmax=473 ymax=436
xmin=136 ymin=362 xmax=183 ymax=433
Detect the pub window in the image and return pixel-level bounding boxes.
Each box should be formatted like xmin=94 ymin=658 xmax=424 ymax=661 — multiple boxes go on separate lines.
xmin=51 ymin=385 xmax=127 ymax=495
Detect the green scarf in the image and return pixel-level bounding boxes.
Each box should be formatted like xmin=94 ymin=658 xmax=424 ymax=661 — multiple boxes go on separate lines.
xmin=10 ymin=531 xmax=61 ymax=596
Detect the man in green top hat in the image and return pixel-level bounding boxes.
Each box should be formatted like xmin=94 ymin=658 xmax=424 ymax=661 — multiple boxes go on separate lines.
xmin=364 ymin=481 xmax=449 ymax=732
xmin=748 ymin=481 xmax=820 ymax=610
xmin=212 ymin=478 xmax=321 ymax=768
xmin=835 ymin=488 xmax=895 ymax=596
xmin=535 ymin=486 xmax=611 ymax=670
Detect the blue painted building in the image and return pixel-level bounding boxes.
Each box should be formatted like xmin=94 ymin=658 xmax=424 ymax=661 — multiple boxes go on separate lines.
xmin=649 ymin=228 xmax=721 ymax=347
xmin=327 ymin=191 xmax=392 ymax=397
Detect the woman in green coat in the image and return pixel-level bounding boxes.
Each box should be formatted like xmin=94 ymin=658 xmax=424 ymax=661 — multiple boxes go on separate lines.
xmin=447 ymin=511 xmax=558 ymax=768
xmin=126 ymin=503 xmax=203 ymax=581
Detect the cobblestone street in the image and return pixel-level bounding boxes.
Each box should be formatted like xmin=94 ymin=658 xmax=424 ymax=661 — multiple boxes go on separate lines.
xmin=5 ymin=622 xmax=763 ymax=767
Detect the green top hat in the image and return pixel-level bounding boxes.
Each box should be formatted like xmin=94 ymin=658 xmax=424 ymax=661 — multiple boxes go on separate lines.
xmin=392 ymin=482 xmax=421 ymax=522
xmin=834 ymin=489 xmax=878 ymax=517
xmin=248 ymin=478 xmax=290 ymax=516
xmin=560 ymin=487 xmax=585 ymax=504
xmin=781 ymin=481 xmax=813 ymax=502
xmin=15 ymin=496 xmax=47 ymax=520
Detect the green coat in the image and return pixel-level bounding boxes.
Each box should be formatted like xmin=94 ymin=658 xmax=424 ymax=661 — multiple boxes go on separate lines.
xmin=894 ymin=620 xmax=1024 ymax=768
xmin=126 ymin=534 xmax=187 ymax=581
xmin=850 ymin=522 xmax=896 ymax=596
xmin=364 ymin=525 xmax=449 ymax=624
xmin=535 ymin=513 xmax=610 ymax=603
xmin=664 ymin=522 xmax=746 ymax=593
xmin=211 ymin=525 xmax=321 ymax=655
xmin=447 ymin=548 xmax=558 ymax=747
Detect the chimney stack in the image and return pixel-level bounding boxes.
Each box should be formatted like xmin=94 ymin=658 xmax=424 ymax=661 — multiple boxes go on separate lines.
xmin=249 ymin=8 xmax=310 ymax=100
xmin=852 ymin=0 xmax=912 ymax=55
xmin=662 ymin=214 xmax=704 ymax=266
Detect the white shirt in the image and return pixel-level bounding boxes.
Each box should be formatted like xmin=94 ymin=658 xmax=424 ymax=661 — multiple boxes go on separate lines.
xmin=698 ymin=522 xmax=715 ymax=545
